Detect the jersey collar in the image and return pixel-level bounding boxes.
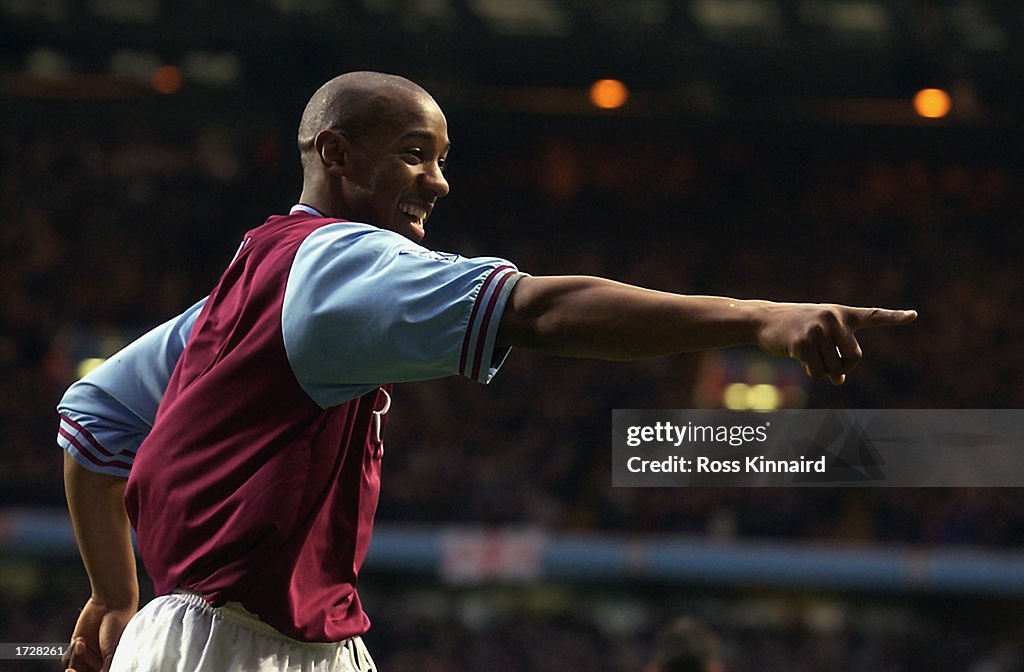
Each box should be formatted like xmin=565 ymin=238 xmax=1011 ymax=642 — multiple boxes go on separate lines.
xmin=290 ymin=203 xmax=326 ymax=217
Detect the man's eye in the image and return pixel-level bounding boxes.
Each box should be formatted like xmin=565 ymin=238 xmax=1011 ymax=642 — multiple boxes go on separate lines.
xmin=438 ymin=157 xmax=447 ymax=172
xmin=403 ymin=148 xmax=424 ymax=163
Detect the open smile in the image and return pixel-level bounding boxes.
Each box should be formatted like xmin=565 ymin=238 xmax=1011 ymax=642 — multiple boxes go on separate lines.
xmin=399 ymin=201 xmax=430 ymax=227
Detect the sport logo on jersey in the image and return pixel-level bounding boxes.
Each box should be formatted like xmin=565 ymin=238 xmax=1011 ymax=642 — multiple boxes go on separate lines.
xmin=398 ymin=248 xmax=461 ymax=263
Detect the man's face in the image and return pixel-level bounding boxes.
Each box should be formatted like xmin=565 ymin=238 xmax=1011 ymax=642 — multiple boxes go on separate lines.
xmin=340 ymin=91 xmax=450 ymax=242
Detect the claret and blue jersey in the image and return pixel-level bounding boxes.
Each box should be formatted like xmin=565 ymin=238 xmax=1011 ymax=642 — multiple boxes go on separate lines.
xmin=56 ymin=205 xmax=523 ymax=642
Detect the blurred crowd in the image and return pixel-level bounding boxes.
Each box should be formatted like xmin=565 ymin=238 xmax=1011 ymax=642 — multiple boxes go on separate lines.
xmin=2 ymin=108 xmax=1023 ymax=546
xmin=1 ymin=555 xmax=1021 ymax=672
xmin=2 ymin=99 xmax=1023 ymax=671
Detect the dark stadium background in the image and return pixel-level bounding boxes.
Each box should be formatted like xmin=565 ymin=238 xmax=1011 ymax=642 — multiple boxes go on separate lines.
xmin=2 ymin=1 xmax=1023 ymax=670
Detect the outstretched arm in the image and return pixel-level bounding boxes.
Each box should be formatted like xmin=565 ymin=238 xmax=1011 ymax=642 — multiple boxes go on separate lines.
xmin=62 ymin=455 xmax=137 ymax=672
xmin=496 ymin=275 xmax=916 ymax=384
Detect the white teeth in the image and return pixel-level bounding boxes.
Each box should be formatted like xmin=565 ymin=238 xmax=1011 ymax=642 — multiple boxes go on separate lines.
xmin=400 ymin=203 xmax=427 ymax=220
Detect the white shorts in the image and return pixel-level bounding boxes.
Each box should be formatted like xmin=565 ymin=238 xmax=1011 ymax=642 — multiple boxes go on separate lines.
xmin=109 ymin=591 xmax=377 ymax=672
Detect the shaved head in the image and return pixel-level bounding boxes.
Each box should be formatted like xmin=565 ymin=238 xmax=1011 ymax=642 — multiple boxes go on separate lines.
xmin=295 ymin=71 xmax=450 ymax=238
xmin=298 ymin=71 xmax=434 ymax=172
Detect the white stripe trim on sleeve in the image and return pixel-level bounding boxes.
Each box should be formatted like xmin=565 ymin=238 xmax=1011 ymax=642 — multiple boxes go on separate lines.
xmin=459 ymin=265 xmax=521 ymax=382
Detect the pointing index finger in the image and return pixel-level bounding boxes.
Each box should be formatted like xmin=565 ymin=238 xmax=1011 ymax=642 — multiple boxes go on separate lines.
xmin=846 ymin=307 xmax=918 ymax=330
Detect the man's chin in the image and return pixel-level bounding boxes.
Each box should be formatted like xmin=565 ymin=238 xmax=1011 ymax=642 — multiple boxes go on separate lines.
xmin=374 ymin=216 xmax=427 ymax=242
xmin=395 ymin=221 xmax=426 ymax=243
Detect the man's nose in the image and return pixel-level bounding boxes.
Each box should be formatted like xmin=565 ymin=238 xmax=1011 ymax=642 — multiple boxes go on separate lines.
xmin=420 ymin=163 xmax=449 ymax=199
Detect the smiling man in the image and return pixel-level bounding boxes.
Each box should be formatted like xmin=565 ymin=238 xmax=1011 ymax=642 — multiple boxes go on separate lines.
xmin=60 ymin=71 xmax=916 ymax=672
xmin=296 ymin=74 xmax=451 ymax=242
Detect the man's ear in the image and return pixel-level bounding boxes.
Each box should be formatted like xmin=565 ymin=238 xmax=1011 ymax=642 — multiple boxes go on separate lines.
xmin=314 ymin=129 xmax=348 ymax=175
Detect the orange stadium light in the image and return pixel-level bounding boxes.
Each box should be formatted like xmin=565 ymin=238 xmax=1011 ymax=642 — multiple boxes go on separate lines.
xmin=589 ymin=79 xmax=629 ymax=110
xmin=152 ymin=65 xmax=183 ymax=94
xmin=913 ymin=88 xmax=951 ymax=119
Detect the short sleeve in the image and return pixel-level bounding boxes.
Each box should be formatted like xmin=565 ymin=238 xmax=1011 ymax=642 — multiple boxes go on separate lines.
xmin=57 ymin=298 xmax=205 ymax=476
xmin=282 ymin=223 xmax=524 ymax=408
